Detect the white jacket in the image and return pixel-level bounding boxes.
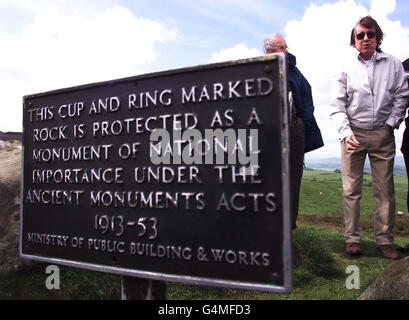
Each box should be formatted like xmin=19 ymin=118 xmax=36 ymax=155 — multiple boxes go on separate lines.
xmin=329 ymin=50 xmax=409 ymax=141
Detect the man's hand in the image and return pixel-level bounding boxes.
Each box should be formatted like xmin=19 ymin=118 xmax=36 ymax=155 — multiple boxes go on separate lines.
xmin=345 ymin=134 xmax=360 ymax=150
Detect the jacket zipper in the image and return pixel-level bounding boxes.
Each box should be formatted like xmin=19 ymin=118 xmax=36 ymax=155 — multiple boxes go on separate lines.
xmin=371 ymin=88 xmax=375 ymax=129
xmin=371 ymin=60 xmax=375 ymax=129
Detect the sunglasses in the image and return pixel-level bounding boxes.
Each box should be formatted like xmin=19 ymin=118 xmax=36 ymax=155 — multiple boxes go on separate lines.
xmin=355 ymin=31 xmax=376 ymax=40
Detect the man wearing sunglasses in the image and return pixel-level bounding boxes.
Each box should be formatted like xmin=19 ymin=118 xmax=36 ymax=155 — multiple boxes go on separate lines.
xmin=329 ymin=16 xmax=409 ymax=259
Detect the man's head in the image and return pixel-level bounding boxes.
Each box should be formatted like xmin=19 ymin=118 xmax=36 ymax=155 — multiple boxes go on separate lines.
xmin=263 ymin=33 xmax=288 ymax=54
xmin=350 ymin=15 xmax=383 ymax=59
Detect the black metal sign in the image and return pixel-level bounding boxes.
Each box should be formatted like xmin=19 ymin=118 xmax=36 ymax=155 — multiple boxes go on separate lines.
xmin=20 ymin=55 xmax=292 ymax=293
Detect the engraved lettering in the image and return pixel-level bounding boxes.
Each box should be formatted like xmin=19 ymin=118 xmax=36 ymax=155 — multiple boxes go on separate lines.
xmin=32 ymin=144 xmax=112 ymax=163
xmin=216 ymin=192 xmax=277 ymax=212
xmin=58 ymin=102 xmax=84 ymax=118
xmin=210 ymin=248 xmax=270 ymax=266
xmin=180 ymin=77 xmax=273 ymax=104
xmin=33 ymin=126 xmax=68 ymax=142
xmin=32 ymin=168 xmax=124 ymax=184
xmin=181 ymin=86 xmax=196 ymax=104
xmin=129 ymin=242 xmax=193 ymax=261
xmin=27 ymin=233 xmax=69 ymax=247
xmin=92 ymin=113 xmax=198 ymax=137
xmin=128 ymin=89 xmax=173 ymax=109
xmin=134 ymin=166 xmax=202 ymax=184
xmin=25 ymin=189 xmax=84 ymax=205
xmin=90 ymin=190 xmax=206 ymax=209
xmin=89 ymin=96 xmax=120 ymax=114
xmin=27 ymin=106 xmax=54 ymax=122
xmin=88 ymin=238 xmax=125 ymax=253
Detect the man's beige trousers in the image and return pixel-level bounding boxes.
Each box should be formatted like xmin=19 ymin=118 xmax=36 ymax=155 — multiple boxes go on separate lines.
xmin=341 ymin=126 xmax=396 ymax=245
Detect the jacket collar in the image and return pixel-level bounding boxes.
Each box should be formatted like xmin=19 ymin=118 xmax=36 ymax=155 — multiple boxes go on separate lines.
xmin=354 ymin=49 xmax=387 ymax=61
xmin=286 ymin=52 xmax=297 ymax=67
xmin=375 ymin=51 xmax=388 ymax=61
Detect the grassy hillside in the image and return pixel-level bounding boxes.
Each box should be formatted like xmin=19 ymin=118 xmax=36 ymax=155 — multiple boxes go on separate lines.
xmin=1 ymin=170 xmax=409 ymax=300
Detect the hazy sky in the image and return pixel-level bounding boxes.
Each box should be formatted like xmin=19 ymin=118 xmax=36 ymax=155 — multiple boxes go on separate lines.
xmin=0 ymin=0 xmax=408 ymax=160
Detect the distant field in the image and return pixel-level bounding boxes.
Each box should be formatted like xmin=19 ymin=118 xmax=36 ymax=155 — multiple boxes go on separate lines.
xmin=301 ymin=169 xmax=408 ymax=215
xmin=306 ymin=156 xmax=408 ymax=177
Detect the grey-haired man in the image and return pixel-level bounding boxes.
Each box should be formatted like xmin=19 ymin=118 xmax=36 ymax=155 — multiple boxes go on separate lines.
xmin=264 ymin=33 xmax=323 ymax=230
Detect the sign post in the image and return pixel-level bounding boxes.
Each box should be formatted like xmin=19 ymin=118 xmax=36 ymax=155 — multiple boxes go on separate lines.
xmin=20 ymin=54 xmax=292 ymax=294
xmin=121 ymin=276 xmax=167 ymax=300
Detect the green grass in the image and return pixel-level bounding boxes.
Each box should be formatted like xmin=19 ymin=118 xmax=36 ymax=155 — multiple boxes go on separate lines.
xmin=1 ymin=169 xmax=409 ymax=299
xmin=301 ymin=170 xmax=408 ymax=215
xmin=0 ymin=265 xmax=121 ymax=299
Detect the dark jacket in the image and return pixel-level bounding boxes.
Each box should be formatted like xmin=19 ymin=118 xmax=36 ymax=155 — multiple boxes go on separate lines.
xmin=400 ymin=58 xmax=409 ymax=154
xmin=287 ymin=53 xmax=324 ymax=153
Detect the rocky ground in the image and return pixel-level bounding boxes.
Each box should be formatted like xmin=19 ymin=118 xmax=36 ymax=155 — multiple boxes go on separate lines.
xmin=360 ymin=256 xmax=409 ymax=299
xmin=0 ymin=139 xmax=36 ymax=275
